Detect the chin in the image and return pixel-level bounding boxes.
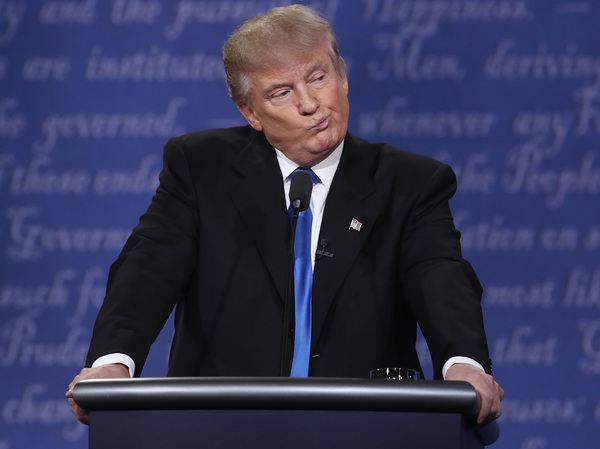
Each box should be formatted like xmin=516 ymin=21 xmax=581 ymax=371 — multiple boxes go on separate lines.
xmin=314 ymin=137 xmax=341 ymax=154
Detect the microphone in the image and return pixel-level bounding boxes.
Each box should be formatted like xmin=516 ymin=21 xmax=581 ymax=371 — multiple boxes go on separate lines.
xmin=289 ymin=170 xmax=313 ymax=211
xmin=316 ymin=238 xmax=333 ymax=259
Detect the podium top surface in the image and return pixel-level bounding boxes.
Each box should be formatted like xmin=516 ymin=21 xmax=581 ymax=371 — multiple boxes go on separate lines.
xmin=73 ymin=377 xmax=477 ymax=414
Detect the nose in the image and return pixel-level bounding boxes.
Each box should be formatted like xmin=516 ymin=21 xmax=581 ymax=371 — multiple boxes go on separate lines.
xmin=297 ymin=86 xmax=319 ymax=115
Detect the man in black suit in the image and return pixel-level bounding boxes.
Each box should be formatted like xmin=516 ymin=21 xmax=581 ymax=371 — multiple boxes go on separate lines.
xmin=68 ymin=4 xmax=503 ymax=425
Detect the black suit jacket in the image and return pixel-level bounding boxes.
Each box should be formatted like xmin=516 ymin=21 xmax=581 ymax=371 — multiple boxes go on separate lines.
xmin=86 ymin=126 xmax=491 ymax=379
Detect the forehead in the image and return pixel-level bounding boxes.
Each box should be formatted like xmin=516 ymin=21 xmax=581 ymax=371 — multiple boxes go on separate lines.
xmin=250 ymin=46 xmax=332 ymax=86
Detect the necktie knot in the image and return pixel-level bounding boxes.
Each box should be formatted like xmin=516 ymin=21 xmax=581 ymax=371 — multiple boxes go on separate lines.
xmin=293 ymin=167 xmax=320 ymax=184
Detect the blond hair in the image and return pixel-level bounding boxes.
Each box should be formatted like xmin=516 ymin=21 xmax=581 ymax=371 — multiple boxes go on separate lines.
xmin=223 ymin=4 xmax=346 ymax=105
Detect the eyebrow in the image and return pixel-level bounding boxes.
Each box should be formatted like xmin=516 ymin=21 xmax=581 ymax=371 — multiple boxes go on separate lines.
xmin=263 ymin=60 xmax=329 ymax=97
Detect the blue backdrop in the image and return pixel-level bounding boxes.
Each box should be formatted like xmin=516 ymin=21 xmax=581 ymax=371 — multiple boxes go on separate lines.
xmin=1 ymin=1 xmax=599 ymax=448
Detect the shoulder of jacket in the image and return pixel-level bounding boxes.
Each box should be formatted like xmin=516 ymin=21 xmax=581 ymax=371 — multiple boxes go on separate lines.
xmin=168 ymin=126 xmax=254 ymax=152
xmin=348 ymin=132 xmax=447 ymax=175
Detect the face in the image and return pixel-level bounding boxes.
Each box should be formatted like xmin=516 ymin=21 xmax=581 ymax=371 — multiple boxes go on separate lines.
xmin=237 ymin=46 xmax=349 ymax=168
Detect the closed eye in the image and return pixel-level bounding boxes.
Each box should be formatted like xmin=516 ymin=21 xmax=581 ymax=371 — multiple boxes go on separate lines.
xmin=272 ymin=89 xmax=291 ymax=98
xmin=310 ymin=72 xmax=326 ymax=85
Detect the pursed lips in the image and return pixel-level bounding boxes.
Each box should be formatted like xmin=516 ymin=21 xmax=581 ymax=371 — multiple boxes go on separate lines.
xmin=310 ymin=114 xmax=330 ymax=130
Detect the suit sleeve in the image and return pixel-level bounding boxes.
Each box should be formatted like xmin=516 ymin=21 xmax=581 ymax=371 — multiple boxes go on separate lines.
xmin=85 ymin=138 xmax=199 ymax=376
xmin=399 ymin=163 xmax=491 ymax=379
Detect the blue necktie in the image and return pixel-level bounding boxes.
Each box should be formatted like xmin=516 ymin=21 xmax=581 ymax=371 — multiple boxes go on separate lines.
xmin=289 ymin=168 xmax=319 ymax=377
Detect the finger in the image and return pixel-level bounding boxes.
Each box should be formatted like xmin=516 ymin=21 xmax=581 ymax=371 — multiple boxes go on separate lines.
xmin=68 ymin=375 xmax=79 ymax=391
xmin=478 ymin=405 xmax=491 ymax=425
xmin=66 ymin=374 xmax=81 ymax=398
xmin=477 ymin=386 xmax=503 ymax=424
xmin=68 ymin=398 xmax=89 ymax=425
xmin=488 ymin=383 xmax=503 ymax=419
xmin=476 ymin=392 xmax=494 ymax=424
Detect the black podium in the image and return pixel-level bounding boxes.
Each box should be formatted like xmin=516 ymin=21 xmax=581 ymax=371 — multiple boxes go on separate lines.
xmin=73 ymin=377 xmax=499 ymax=449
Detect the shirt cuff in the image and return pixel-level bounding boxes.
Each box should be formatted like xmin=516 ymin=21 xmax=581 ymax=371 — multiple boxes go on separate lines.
xmin=91 ymin=353 xmax=136 ymax=378
xmin=442 ymin=356 xmax=485 ymax=379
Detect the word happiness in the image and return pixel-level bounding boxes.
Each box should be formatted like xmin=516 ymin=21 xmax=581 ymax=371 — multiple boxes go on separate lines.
xmin=361 ymin=0 xmax=532 ymax=25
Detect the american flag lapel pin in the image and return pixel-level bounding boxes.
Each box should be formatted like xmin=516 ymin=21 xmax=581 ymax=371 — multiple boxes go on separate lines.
xmin=349 ymin=218 xmax=363 ymax=232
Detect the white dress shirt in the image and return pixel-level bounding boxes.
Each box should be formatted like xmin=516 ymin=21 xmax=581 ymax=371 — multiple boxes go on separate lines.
xmin=275 ymin=140 xmax=343 ymax=270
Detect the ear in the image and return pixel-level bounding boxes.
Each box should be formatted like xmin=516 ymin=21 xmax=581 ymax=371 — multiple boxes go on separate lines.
xmin=341 ymin=73 xmax=349 ymax=95
xmin=237 ymin=103 xmax=263 ymax=132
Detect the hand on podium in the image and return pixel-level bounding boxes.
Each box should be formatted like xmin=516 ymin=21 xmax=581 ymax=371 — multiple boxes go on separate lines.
xmin=445 ymin=363 xmax=504 ymax=426
xmin=66 ymin=363 xmax=130 ymax=424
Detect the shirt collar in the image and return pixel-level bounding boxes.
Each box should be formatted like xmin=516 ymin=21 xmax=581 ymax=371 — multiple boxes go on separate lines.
xmin=275 ymin=140 xmax=344 ymax=189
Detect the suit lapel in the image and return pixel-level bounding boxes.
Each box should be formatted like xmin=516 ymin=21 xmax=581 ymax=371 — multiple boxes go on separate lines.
xmin=311 ymin=134 xmax=380 ymax=349
xmin=228 ymin=130 xmax=290 ymax=302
